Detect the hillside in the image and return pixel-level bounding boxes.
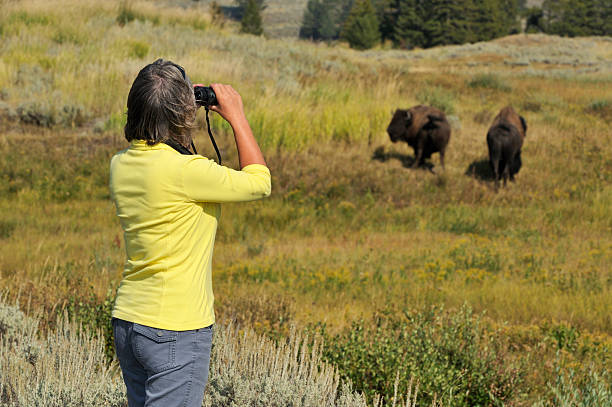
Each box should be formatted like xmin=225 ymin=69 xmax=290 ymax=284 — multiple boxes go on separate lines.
xmin=161 ymin=0 xmax=309 ymax=37
xmin=0 ymin=0 xmax=611 ymax=405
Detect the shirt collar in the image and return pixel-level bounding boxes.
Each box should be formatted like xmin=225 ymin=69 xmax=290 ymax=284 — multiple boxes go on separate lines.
xmin=130 ymin=139 xmax=177 ymax=152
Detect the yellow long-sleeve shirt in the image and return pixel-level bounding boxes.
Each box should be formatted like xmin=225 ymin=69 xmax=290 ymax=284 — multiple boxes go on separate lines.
xmin=109 ymin=140 xmax=271 ymax=330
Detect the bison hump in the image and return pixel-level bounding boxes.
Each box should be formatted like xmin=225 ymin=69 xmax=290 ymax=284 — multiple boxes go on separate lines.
xmin=427 ymin=114 xmax=444 ymax=122
xmin=496 ymin=123 xmax=514 ymax=133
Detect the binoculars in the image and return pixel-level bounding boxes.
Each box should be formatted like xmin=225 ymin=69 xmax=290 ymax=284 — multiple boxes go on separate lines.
xmin=194 ymin=86 xmax=218 ymax=108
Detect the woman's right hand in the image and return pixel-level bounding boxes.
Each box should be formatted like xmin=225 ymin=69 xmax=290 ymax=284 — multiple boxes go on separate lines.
xmin=208 ymin=83 xmax=247 ymax=128
xmin=207 ymin=83 xmax=266 ymax=168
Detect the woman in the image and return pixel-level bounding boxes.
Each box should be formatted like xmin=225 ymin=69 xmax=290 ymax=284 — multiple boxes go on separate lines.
xmin=109 ymin=59 xmax=271 ymax=407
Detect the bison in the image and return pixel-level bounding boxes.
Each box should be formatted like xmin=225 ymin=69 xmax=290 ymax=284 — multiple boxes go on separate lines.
xmin=386 ymin=105 xmax=451 ymax=171
xmin=486 ymin=106 xmax=527 ymax=190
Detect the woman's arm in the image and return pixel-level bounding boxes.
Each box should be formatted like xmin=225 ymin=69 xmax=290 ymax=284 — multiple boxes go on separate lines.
xmin=209 ymin=83 xmax=266 ymax=169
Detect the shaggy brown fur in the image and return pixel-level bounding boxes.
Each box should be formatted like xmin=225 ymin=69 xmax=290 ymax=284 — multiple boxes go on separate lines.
xmin=487 ymin=106 xmax=527 ymax=190
xmin=386 ymin=105 xmax=451 ymax=170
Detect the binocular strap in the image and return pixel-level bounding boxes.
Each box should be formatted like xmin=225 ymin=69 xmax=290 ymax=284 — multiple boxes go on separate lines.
xmin=205 ymin=107 xmax=222 ymax=165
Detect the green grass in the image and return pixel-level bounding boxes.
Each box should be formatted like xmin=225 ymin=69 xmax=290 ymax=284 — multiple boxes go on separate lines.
xmin=0 ymin=1 xmax=611 ymax=405
xmin=467 ymin=73 xmax=512 ymax=91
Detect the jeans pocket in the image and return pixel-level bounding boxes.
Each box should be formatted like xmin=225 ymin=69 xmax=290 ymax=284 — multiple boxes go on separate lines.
xmin=132 ymin=323 xmax=178 ymax=374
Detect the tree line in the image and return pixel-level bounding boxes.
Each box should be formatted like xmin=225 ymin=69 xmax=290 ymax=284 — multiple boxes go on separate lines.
xmin=299 ymin=0 xmax=612 ymax=50
xmin=526 ymin=0 xmax=611 ymax=37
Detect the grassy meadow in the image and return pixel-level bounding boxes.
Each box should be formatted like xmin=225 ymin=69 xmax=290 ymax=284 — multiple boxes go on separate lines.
xmin=1 ymin=0 xmax=611 ymax=405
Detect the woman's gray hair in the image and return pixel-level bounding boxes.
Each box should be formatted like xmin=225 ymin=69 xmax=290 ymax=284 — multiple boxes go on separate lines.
xmin=124 ymin=59 xmax=196 ymax=147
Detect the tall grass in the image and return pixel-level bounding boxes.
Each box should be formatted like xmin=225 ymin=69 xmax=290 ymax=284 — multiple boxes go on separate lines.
xmin=204 ymin=324 xmax=369 ymax=406
xmin=1 ymin=2 xmax=610 ymax=148
xmin=0 ymin=298 xmax=423 ymax=406
xmin=0 ymin=300 xmax=125 ymax=406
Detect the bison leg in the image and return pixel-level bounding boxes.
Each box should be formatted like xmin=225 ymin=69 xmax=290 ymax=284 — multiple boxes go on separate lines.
xmin=489 ymin=153 xmax=501 ymax=191
xmin=412 ymin=137 xmax=426 ymax=169
xmin=510 ymin=151 xmax=522 ymax=182
xmin=502 ymin=163 xmax=510 ymax=187
xmin=411 ymin=147 xmax=422 ymax=168
xmin=487 ymin=134 xmax=502 ymax=191
xmin=493 ymin=166 xmax=500 ymax=191
xmin=439 ymin=149 xmax=445 ymax=171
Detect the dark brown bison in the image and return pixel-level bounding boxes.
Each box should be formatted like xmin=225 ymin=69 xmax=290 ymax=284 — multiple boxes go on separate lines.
xmin=387 ymin=105 xmax=451 ymax=170
xmin=486 ymin=106 xmax=527 ymax=190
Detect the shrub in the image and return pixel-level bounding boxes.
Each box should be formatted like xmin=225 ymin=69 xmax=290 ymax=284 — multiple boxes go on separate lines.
xmin=204 ymin=324 xmax=370 ymax=406
xmin=0 ymin=101 xmax=17 ymax=122
xmin=16 ymin=101 xmax=56 ymax=127
xmin=1 ymin=298 xmax=378 ymax=407
xmin=544 ymin=323 xmax=580 ymax=351
xmin=215 ymin=291 xmax=294 ymax=340
xmin=416 ymin=87 xmax=455 ymax=115
xmin=0 ymin=301 xmax=126 ymax=406
xmin=16 ymin=101 xmax=89 ymax=128
xmin=127 ymin=40 xmax=150 ymax=59
xmin=57 ymin=103 xmax=89 ymax=127
xmin=117 ymin=0 xmax=137 ymax=26
xmin=467 ymin=74 xmax=511 ymax=92
xmin=52 ymin=27 xmax=85 ymax=45
xmin=537 ymin=365 xmax=612 ymax=407
xmin=63 ymin=288 xmax=116 ymax=362
xmin=0 ymin=220 xmax=16 ymax=239
xmin=585 ymin=99 xmax=612 ymax=121
xmin=240 ymin=0 xmax=264 ymax=36
xmin=321 ymin=305 xmax=524 ymax=406
xmin=5 ymin=11 xmax=54 ymax=29
xmin=0 ymin=300 xmax=37 ymax=340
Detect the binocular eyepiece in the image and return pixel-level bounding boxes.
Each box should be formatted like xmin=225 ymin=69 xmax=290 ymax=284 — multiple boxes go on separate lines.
xmin=194 ymin=86 xmax=218 ymax=108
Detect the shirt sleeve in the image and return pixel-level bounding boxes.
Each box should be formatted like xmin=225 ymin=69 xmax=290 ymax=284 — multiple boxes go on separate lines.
xmin=182 ymin=156 xmax=271 ymax=203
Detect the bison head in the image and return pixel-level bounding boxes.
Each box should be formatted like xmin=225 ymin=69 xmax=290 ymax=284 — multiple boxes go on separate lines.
xmin=387 ymin=109 xmax=412 ymax=143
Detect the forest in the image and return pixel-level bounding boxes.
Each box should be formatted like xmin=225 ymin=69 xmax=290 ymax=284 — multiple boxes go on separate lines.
xmin=297 ymin=0 xmax=612 ymax=49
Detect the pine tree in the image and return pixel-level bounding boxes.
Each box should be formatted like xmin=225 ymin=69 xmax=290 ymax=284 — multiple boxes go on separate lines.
xmin=603 ymin=0 xmax=612 ymax=35
xmin=541 ymin=0 xmax=609 ymax=37
xmin=423 ymin=0 xmax=472 ymax=47
xmin=469 ymin=0 xmax=505 ymax=42
xmin=240 ymin=0 xmax=264 ymax=35
xmin=374 ymin=0 xmax=399 ymax=43
xmin=577 ymin=0 xmax=608 ymax=36
xmin=500 ymin=0 xmax=521 ymax=34
xmin=393 ymin=0 xmax=426 ymax=48
xmin=235 ymin=0 xmax=266 ymax=11
xmin=525 ymin=7 xmax=544 ymax=33
xmin=342 ymin=0 xmax=381 ymax=49
xmin=300 ymin=0 xmax=337 ymax=40
xmin=334 ymin=0 xmax=356 ymax=32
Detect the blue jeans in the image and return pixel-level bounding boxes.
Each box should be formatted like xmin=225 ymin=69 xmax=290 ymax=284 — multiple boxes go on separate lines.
xmin=112 ymin=318 xmax=213 ymax=407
